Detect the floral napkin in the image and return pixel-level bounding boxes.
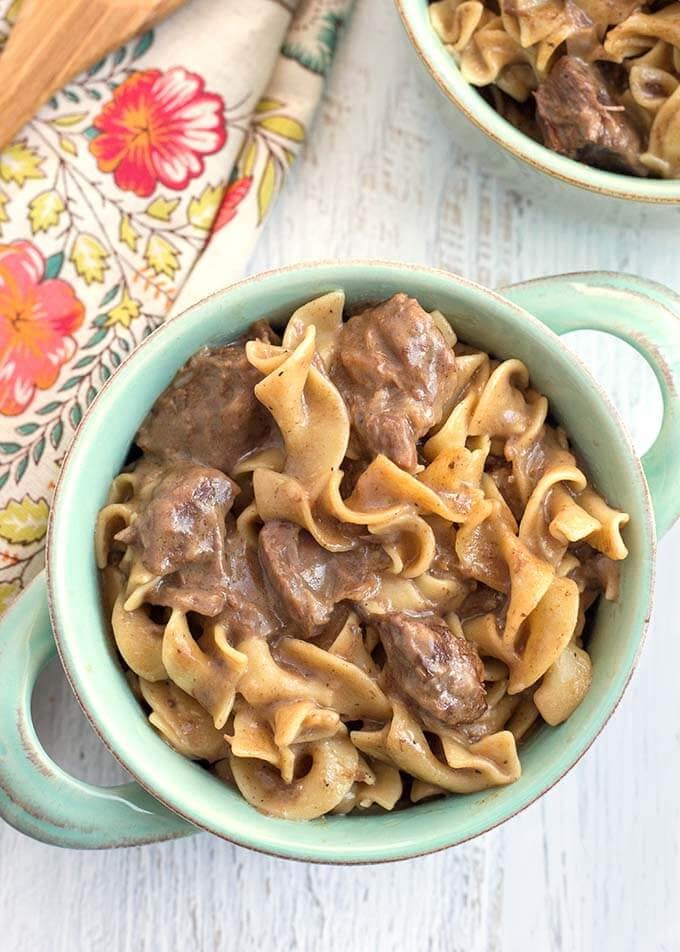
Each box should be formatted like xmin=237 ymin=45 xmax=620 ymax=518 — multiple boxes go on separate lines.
xmin=0 ymin=0 xmax=353 ymax=613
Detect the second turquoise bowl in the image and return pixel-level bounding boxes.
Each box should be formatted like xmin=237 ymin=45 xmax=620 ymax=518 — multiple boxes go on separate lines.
xmin=395 ymin=0 xmax=680 ymax=209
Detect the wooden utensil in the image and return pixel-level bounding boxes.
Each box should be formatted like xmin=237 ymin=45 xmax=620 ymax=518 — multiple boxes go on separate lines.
xmin=0 ymin=0 xmax=188 ymax=151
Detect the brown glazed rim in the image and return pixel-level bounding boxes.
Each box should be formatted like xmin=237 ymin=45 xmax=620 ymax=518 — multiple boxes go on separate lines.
xmin=46 ymin=261 xmax=656 ymax=862
xmin=394 ymin=0 xmax=680 ymax=205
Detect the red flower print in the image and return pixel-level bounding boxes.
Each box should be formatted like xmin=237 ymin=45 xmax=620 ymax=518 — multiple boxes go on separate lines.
xmin=212 ymin=176 xmax=252 ymax=233
xmin=0 ymin=241 xmax=84 ymax=416
xmin=90 ymin=67 xmax=227 ymax=198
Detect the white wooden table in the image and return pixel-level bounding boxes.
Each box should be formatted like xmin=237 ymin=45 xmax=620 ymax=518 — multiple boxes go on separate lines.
xmin=2 ymin=3 xmax=679 ymax=950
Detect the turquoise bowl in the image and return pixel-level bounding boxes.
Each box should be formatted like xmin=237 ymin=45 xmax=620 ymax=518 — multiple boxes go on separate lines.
xmin=0 ymin=262 xmax=679 ymax=861
xmin=395 ymin=0 xmax=680 ymax=210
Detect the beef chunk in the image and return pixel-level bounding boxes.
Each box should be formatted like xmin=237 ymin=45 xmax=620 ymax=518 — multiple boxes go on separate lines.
xmin=459 ymin=585 xmax=507 ymax=622
xmin=247 ymin=319 xmax=281 ymax=346
xmin=486 ymin=455 xmax=524 ymax=522
xmin=373 ymin=612 xmax=486 ymax=728
xmin=331 ymin=294 xmax=457 ymax=473
xmin=258 ymin=521 xmax=385 ymax=636
xmin=220 ymin=525 xmax=281 ymax=639
xmin=483 ymin=86 xmax=542 ymax=142
xmin=534 ymin=56 xmax=648 ymax=176
xmin=137 ymin=342 xmax=278 ymax=476
xmin=124 ymin=463 xmax=237 ymax=616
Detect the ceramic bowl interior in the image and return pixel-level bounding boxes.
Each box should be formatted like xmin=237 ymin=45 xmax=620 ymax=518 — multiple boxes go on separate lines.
xmin=48 ymin=262 xmax=654 ymax=862
xmin=396 ymin=0 xmax=680 ymax=203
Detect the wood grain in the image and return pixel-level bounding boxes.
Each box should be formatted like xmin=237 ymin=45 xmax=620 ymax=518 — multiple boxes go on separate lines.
xmin=1 ymin=3 xmax=679 ymax=950
xmin=0 ymin=0 xmax=186 ymax=150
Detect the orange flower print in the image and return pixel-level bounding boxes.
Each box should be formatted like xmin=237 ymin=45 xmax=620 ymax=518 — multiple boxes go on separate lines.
xmin=212 ymin=176 xmax=252 ymax=233
xmin=90 ymin=67 xmax=227 ymax=198
xmin=0 ymin=241 xmax=84 ymax=416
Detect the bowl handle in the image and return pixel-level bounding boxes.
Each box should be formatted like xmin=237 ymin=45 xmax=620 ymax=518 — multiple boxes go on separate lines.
xmin=0 ymin=573 xmax=196 ymax=848
xmin=501 ymin=272 xmax=680 ymax=539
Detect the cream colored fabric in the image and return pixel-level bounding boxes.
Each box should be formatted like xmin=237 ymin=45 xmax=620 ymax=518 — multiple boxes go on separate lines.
xmin=0 ymin=0 xmax=354 ymax=613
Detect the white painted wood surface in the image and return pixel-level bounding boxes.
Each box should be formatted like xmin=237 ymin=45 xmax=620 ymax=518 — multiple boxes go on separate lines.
xmin=1 ymin=3 xmax=679 ymax=950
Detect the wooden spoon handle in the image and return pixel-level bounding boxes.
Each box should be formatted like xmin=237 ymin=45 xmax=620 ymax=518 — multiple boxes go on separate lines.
xmin=0 ymin=0 xmax=187 ymax=151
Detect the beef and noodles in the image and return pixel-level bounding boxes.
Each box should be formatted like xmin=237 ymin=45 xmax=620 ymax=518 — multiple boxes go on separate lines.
xmin=429 ymin=0 xmax=680 ymax=178
xmin=96 ymin=292 xmax=629 ymax=820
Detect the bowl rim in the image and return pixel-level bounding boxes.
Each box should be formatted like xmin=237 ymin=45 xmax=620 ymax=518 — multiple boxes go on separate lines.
xmin=46 ymin=259 xmax=656 ymax=863
xmin=394 ymin=0 xmax=680 ymax=204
